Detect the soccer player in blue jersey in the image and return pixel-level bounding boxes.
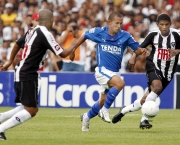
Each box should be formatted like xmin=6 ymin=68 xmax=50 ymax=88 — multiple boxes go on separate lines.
xmin=70 ymin=12 xmax=146 ymax=131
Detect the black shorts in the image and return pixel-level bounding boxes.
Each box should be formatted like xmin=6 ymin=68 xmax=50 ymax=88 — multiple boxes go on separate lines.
xmin=14 ymin=80 xmax=38 ymax=107
xmin=146 ymin=69 xmax=171 ymax=93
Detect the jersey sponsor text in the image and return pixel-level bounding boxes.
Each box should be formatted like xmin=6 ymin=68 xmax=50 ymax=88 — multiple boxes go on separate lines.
xmin=101 ymin=45 xmax=121 ymax=54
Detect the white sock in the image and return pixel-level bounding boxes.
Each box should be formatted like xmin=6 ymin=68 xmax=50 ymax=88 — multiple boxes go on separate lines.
xmin=0 ymin=105 xmax=24 ymax=122
xmin=145 ymin=91 xmax=158 ymax=102
xmin=84 ymin=113 xmax=90 ymax=122
xmin=0 ymin=109 xmax=31 ymax=132
xmin=141 ymin=115 xmax=148 ymax=122
xmin=121 ymin=99 xmax=142 ymax=115
xmin=101 ymin=106 xmax=108 ymax=112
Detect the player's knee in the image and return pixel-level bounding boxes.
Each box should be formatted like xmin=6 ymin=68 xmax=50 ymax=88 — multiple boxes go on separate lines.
xmin=116 ymin=80 xmax=125 ymax=90
xmin=26 ymin=107 xmax=38 ymax=117
xmin=152 ymin=85 xmax=163 ymax=94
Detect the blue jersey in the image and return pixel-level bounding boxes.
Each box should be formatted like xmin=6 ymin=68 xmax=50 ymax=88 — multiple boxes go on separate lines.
xmin=84 ymin=26 xmax=140 ymax=72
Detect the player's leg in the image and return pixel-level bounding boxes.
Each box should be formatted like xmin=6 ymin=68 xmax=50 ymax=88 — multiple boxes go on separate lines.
xmin=0 ymin=105 xmax=24 ymax=123
xmin=112 ymin=90 xmax=149 ymax=124
xmin=0 ymin=76 xmax=41 ymax=125
xmin=81 ymin=93 xmax=107 ymax=131
xmin=101 ymin=75 xmax=124 ymax=123
xmin=0 ymin=82 xmax=25 ymax=123
xmin=0 ymin=80 xmax=39 ymax=140
xmin=140 ymin=70 xmax=163 ymax=129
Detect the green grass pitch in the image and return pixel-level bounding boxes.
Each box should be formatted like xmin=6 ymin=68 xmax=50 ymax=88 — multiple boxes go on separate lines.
xmin=0 ymin=107 xmax=180 ymax=145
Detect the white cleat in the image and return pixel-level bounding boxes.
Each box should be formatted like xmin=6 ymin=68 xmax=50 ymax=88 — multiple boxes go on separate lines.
xmin=99 ymin=110 xmax=111 ymax=123
xmin=80 ymin=113 xmax=90 ymax=131
xmin=98 ymin=109 xmax=103 ymax=118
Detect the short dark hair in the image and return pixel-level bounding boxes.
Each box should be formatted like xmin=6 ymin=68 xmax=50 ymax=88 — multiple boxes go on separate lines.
xmin=157 ymin=13 xmax=171 ymax=23
xmin=108 ymin=12 xmax=123 ymax=21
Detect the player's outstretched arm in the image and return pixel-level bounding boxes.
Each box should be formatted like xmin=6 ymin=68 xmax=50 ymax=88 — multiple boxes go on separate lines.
xmin=69 ymin=34 xmax=86 ymax=61
xmin=134 ymin=47 xmax=147 ymax=56
xmin=59 ymin=34 xmax=86 ymax=58
xmin=0 ymin=43 xmax=20 ymax=71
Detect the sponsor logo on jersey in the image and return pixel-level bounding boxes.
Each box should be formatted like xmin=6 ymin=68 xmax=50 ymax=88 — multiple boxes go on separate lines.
xmin=54 ymin=44 xmax=61 ymax=51
xmin=101 ymin=45 xmax=121 ymax=54
xmin=157 ymin=48 xmax=170 ymax=61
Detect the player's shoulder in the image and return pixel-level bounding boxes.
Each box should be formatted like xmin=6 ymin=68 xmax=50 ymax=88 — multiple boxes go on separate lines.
xmin=37 ymin=25 xmax=55 ymax=41
xmin=87 ymin=26 xmax=107 ymax=34
xmin=38 ymin=25 xmax=50 ymax=34
xmin=145 ymin=31 xmax=158 ymax=37
xmin=119 ymin=30 xmax=131 ymax=36
xmin=170 ymin=28 xmax=180 ymax=35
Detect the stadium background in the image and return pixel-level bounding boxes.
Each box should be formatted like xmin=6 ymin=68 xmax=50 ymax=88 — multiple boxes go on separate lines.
xmin=0 ymin=0 xmax=180 ymax=109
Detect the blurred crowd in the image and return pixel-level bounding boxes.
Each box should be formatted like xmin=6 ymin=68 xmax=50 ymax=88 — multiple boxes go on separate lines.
xmin=0 ymin=0 xmax=180 ymax=73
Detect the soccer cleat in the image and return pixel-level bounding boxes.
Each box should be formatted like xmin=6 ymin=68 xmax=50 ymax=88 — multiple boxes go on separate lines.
xmin=112 ymin=106 xmax=125 ymax=124
xmin=0 ymin=132 xmax=7 ymax=140
xmin=100 ymin=110 xmax=111 ymax=123
xmin=140 ymin=120 xmax=152 ymax=129
xmin=98 ymin=109 xmax=102 ymax=118
xmin=80 ymin=113 xmax=90 ymax=131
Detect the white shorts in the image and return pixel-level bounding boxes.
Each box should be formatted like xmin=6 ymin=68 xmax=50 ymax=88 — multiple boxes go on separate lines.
xmin=95 ymin=66 xmax=121 ymax=94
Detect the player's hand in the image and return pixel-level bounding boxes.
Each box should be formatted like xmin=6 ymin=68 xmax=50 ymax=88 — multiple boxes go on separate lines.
xmin=70 ymin=51 xmax=75 ymax=61
xmin=0 ymin=61 xmax=12 ymax=71
xmin=168 ymin=48 xmax=180 ymax=57
xmin=69 ymin=39 xmax=77 ymax=61
xmin=128 ymin=57 xmax=135 ymax=72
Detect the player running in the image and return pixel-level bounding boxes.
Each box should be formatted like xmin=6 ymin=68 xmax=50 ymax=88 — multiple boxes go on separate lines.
xmin=112 ymin=13 xmax=180 ymax=129
xmin=70 ymin=12 xmax=147 ymax=131
xmin=0 ymin=9 xmax=75 ymax=140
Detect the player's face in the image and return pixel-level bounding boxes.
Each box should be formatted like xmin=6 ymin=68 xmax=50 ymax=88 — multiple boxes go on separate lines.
xmin=108 ymin=16 xmax=123 ymax=35
xmin=157 ymin=20 xmax=171 ymax=36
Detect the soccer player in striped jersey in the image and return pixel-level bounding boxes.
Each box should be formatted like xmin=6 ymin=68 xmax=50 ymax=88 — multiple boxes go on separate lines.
xmin=112 ymin=13 xmax=180 ymax=129
xmin=0 ymin=9 xmax=75 ymax=140
xmin=70 ymin=12 xmax=147 ymax=131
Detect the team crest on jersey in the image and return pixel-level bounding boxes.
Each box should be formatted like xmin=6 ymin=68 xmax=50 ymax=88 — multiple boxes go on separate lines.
xmin=170 ymin=42 xmax=176 ymax=49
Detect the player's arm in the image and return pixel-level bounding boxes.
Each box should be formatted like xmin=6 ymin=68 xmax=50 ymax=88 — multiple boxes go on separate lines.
xmin=69 ymin=34 xmax=86 ymax=61
xmin=59 ymin=38 xmax=81 ymax=58
xmin=0 ymin=31 xmax=27 ymax=71
xmin=169 ymin=49 xmax=180 ymax=57
xmin=0 ymin=43 xmax=21 ymax=71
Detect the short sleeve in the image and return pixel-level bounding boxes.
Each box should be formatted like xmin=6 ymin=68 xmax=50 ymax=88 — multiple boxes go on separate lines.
xmin=43 ymin=32 xmax=63 ymax=55
xmin=127 ymin=35 xmax=140 ymax=51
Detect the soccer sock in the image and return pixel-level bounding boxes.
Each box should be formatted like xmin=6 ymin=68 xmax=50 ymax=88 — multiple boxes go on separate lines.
xmin=103 ymin=87 xmax=120 ymax=109
xmin=141 ymin=115 xmax=148 ymax=122
xmin=145 ymin=91 xmax=158 ymax=102
xmin=121 ymin=99 xmax=142 ymax=115
xmin=0 ymin=109 xmax=31 ymax=132
xmin=0 ymin=105 xmax=24 ymax=122
xmin=87 ymin=102 xmax=101 ymax=120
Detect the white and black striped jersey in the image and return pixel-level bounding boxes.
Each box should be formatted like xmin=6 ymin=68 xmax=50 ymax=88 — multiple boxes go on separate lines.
xmin=140 ymin=28 xmax=180 ymax=81
xmin=15 ymin=25 xmax=63 ymax=81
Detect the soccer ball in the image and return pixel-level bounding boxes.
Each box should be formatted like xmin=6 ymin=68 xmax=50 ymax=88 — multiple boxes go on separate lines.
xmin=141 ymin=101 xmax=159 ymax=118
